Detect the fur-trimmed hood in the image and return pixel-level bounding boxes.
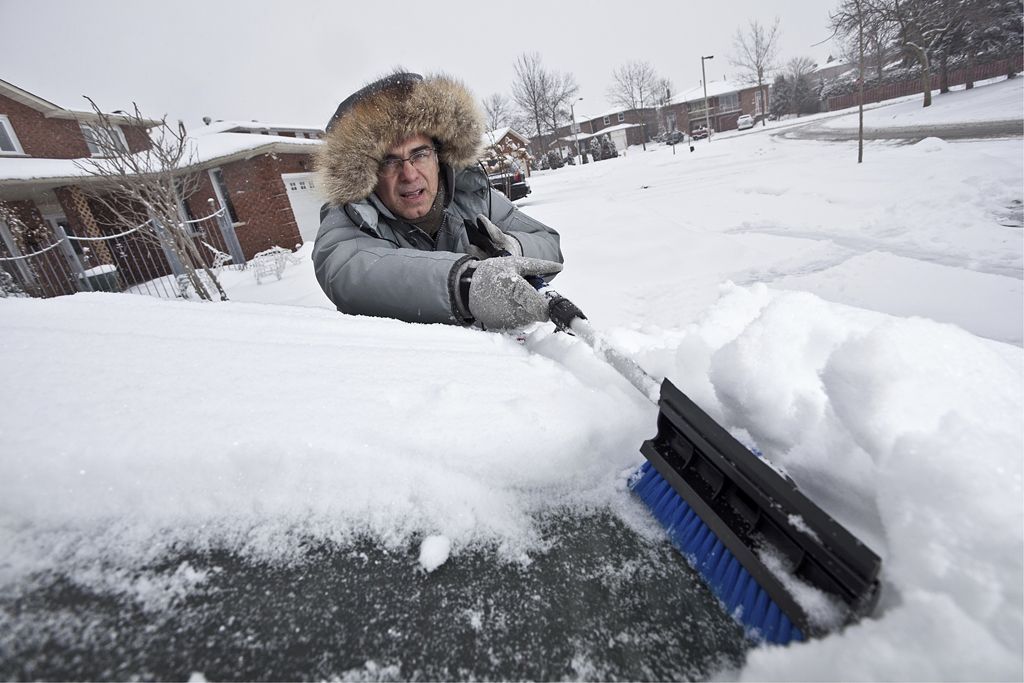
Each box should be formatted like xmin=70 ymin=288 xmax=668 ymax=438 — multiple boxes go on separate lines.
xmin=315 ymin=71 xmax=484 ymax=207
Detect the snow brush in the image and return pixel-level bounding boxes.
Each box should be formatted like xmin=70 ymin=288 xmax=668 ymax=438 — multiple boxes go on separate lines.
xmin=468 ymin=217 xmax=881 ymax=643
xmin=547 ymin=292 xmax=880 ymax=643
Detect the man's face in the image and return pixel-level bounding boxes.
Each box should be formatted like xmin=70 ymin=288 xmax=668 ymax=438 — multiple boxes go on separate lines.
xmin=375 ymin=133 xmax=440 ymax=221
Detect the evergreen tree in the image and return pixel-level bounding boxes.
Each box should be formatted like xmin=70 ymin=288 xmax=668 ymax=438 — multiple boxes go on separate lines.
xmin=786 ymin=57 xmax=820 ymax=115
xmin=964 ymin=0 xmax=1023 ymax=80
xmin=600 ymin=135 xmax=619 ymax=159
xmin=769 ymin=74 xmax=791 ymax=119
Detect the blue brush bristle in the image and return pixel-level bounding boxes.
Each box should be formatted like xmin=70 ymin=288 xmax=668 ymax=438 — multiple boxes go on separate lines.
xmin=630 ymin=461 xmax=804 ymax=645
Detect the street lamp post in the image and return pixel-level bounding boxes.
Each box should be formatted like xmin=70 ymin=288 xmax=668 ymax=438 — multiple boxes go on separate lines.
xmin=569 ymin=97 xmax=583 ymax=165
xmin=701 ymin=55 xmax=714 ymax=141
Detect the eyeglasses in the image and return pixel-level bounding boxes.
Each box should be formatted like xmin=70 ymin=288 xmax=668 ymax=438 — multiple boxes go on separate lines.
xmin=378 ymin=147 xmax=437 ymax=177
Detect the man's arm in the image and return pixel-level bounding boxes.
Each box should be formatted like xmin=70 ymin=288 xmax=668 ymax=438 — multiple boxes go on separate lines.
xmin=486 ymin=188 xmax=564 ymax=265
xmin=312 ymin=206 xmax=473 ymax=324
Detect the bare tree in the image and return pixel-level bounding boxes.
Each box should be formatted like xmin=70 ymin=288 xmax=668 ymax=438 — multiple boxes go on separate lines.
xmin=855 ymin=6 xmax=898 ymax=83
xmin=831 ymin=0 xmax=871 ymax=162
xmin=543 ymin=71 xmax=580 ymax=157
xmin=511 ymin=53 xmax=581 ymax=160
xmin=511 ymin=53 xmax=555 ymax=155
xmin=731 ymin=17 xmax=782 ymax=126
xmin=75 ymin=99 xmax=228 ymax=301
xmin=652 ymin=76 xmax=675 ymax=134
xmin=607 ymin=60 xmax=658 ymax=150
xmin=481 ymin=93 xmax=514 ymax=132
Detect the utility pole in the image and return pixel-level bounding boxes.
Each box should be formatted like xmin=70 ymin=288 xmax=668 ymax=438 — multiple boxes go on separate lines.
xmin=570 ymin=97 xmax=583 ymax=165
xmin=701 ymin=55 xmax=714 ymax=141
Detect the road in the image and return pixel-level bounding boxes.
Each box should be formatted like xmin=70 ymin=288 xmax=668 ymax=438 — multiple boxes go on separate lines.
xmin=776 ymin=117 xmax=1023 ymax=142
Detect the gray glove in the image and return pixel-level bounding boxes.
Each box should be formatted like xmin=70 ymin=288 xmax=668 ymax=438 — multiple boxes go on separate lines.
xmin=466 ymin=256 xmax=563 ymax=329
xmin=466 ymin=214 xmax=523 ymax=260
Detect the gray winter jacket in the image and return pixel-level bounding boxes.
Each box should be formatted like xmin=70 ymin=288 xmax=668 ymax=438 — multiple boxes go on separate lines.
xmin=312 ymin=164 xmax=563 ymax=324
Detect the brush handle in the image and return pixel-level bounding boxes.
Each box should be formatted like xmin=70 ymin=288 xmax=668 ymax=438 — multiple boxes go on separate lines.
xmin=468 ymin=217 xmax=659 ymax=400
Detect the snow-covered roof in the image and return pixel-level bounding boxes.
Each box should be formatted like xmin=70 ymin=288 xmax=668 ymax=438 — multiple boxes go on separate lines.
xmin=671 ymin=80 xmax=752 ymax=105
xmin=0 ymin=78 xmax=160 ymax=127
xmin=0 ymin=157 xmax=87 ymax=185
xmin=0 ymin=78 xmax=62 ymax=112
xmin=483 ymin=127 xmax=510 ymax=143
xmin=554 ymin=122 xmax=640 ymax=144
xmin=591 ymin=122 xmax=641 ymax=134
xmin=583 ymin=105 xmax=656 ymax=122
xmin=555 ymin=133 xmax=594 ymax=143
xmin=0 ymin=132 xmax=320 ymax=185
xmin=193 ymin=119 xmax=324 ymax=136
xmin=189 ymin=132 xmax=320 ymax=162
xmin=482 ymin=127 xmax=530 ymax=147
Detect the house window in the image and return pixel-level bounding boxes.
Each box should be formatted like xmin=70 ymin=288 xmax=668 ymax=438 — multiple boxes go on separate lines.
xmin=719 ymin=93 xmax=740 ymax=112
xmin=617 ymin=112 xmax=625 ymax=122
xmin=755 ymin=90 xmax=764 ymax=114
xmin=209 ymin=168 xmax=239 ymax=223
xmin=80 ymin=122 xmax=128 ymax=156
xmin=602 ymin=116 xmax=610 ymax=125
xmin=0 ymin=115 xmax=24 ymax=155
xmin=571 ymin=122 xmax=580 ymax=134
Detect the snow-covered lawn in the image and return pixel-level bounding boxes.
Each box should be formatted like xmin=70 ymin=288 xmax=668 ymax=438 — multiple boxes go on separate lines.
xmin=1 ymin=78 xmax=1021 ymax=681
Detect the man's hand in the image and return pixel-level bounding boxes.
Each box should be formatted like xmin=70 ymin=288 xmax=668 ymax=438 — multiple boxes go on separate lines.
xmin=466 ymin=214 xmax=523 ymax=260
xmin=466 ymin=256 xmax=563 ymax=329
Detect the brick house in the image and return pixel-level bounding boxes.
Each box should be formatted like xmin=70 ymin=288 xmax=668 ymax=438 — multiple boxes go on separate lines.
xmin=662 ymin=80 xmax=769 ymax=134
xmin=547 ymin=106 xmax=657 ymax=158
xmin=481 ymin=127 xmax=532 ymax=175
xmin=0 ymin=77 xmax=324 ymax=298
xmin=184 ymin=119 xmax=325 ymax=252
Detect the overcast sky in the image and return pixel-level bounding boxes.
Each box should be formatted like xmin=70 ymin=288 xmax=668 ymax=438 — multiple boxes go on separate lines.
xmin=1 ymin=0 xmax=840 ymax=131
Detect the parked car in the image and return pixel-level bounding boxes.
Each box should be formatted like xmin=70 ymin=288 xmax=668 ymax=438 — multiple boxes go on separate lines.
xmin=737 ymin=114 xmax=755 ymax=130
xmin=665 ymin=130 xmax=686 ymax=146
xmin=487 ymin=160 xmax=531 ymax=201
xmin=690 ymin=126 xmax=710 ymax=140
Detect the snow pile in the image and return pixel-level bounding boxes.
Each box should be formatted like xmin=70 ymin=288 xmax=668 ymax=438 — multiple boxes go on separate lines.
xmin=0 ymin=293 xmax=653 ymax=589
xmin=418 ymin=535 xmax=452 ymax=573
xmin=652 ymin=283 xmax=1023 ymax=680
xmin=1 ymin=283 xmax=1019 ymax=679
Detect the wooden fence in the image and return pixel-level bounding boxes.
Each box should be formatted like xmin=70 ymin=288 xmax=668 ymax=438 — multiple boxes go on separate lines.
xmin=826 ymin=55 xmax=1024 ymax=111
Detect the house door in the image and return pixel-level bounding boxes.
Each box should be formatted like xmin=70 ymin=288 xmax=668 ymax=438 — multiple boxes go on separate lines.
xmin=208 ymin=168 xmax=246 ymax=264
xmin=281 ymin=172 xmax=327 ymax=245
xmin=43 ymin=213 xmax=91 ymax=288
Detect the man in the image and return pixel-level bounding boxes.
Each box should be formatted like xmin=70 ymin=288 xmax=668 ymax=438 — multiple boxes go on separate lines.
xmin=312 ymin=71 xmax=564 ymax=329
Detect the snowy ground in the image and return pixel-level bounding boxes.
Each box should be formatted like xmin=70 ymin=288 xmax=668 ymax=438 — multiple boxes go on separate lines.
xmin=1 ymin=78 xmax=1022 ymax=681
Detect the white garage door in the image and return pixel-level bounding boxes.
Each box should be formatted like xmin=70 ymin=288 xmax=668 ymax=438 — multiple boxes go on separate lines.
xmin=609 ymin=129 xmax=628 ymax=153
xmin=281 ymin=172 xmax=328 ymax=245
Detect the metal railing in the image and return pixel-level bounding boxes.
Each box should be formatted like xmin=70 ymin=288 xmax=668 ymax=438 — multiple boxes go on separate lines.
xmin=0 ymin=209 xmax=237 ymax=300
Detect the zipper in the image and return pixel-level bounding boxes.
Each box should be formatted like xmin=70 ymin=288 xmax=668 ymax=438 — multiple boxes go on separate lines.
xmin=430 ymin=212 xmax=450 ymax=251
